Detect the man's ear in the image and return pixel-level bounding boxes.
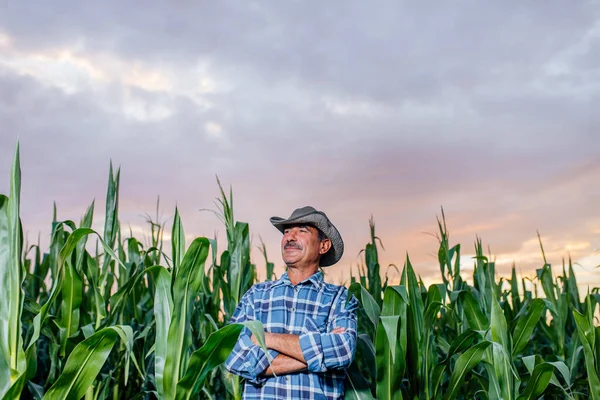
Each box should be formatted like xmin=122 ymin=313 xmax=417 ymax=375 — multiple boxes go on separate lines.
xmin=319 ymin=239 xmax=332 ymax=255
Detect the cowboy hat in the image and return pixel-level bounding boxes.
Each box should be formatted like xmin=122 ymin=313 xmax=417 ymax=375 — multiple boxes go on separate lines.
xmin=270 ymin=206 xmax=344 ymax=267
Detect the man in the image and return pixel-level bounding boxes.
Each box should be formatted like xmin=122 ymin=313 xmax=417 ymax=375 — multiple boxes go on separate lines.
xmin=225 ymin=206 xmax=358 ymax=399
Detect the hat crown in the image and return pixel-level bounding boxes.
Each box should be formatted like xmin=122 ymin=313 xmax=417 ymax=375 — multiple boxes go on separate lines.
xmin=288 ymin=206 xmax=318 ymax=219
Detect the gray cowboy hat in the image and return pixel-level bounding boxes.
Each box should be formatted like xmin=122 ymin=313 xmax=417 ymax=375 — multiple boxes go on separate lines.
xmin=270 ymin=206 xmax=344 ymax=267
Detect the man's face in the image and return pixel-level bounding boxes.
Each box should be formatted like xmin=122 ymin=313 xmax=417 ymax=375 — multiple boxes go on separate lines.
xmin=281 ymin=224 xmax=330 ymax=269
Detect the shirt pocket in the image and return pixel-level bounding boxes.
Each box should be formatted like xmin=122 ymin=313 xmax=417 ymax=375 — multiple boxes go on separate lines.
xmin=311 ymin=303 xmax=331 ymax=333
xmin=313 ymin=315 xmax=328 ymax=332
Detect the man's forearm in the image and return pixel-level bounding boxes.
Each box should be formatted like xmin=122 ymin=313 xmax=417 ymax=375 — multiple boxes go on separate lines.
xmin=261 ymin=354 xmax=307 ymax=376
xmin=265 ymin=332 xmax=306 ymax=362
xmin=252 ymin=328 xmax=347 ymax=363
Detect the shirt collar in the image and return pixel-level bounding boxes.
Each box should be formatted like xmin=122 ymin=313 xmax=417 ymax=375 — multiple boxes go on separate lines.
xmin=272 ymin=270 xmax=324 ymax=288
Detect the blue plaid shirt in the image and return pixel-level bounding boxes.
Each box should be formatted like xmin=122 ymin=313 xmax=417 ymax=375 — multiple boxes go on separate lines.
xmin=225 ymin=271 xmax=358 ymax=399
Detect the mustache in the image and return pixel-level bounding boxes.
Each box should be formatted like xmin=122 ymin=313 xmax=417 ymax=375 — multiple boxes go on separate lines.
xmin=284 ymin=241 xmax=302 ymax=250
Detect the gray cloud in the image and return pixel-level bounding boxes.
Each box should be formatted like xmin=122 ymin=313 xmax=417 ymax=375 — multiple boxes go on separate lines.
xmin=1 ymin=0 xmax=599 ymax=287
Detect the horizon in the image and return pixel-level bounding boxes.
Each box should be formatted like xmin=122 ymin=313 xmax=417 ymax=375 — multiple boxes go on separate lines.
xmin=3 ymin=142 xmax=599 ymax=295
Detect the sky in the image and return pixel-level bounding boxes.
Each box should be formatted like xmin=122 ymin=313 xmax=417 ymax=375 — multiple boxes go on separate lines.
xmin=1 ymin=1 xmax=599 ymax=291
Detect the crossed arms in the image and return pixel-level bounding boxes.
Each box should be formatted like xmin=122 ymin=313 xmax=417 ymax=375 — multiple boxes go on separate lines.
xmin=250 ymin=327 xmax=347 ymax=376
xmin=224 ymin=286 xmax=358 ymax=385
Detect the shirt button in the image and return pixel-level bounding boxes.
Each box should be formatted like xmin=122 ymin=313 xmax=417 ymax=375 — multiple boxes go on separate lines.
xmin=291 ymin=307 xmax=295 ymax=312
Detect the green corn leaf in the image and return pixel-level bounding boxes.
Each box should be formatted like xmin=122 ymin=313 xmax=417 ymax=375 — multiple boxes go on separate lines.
xmin=349 ymin=282 xmax=380 ymax=329
xmin=163 ymin=237 xmax=211 ymax=399
xmin=431 ymin=363 xmax=446 ymax=400
xmin=573 ymin=309 xmax=600 ymax=400
xmin=547 ymin=360 xmax=571 ymax=390
xmin=402 ymin=256 xmax=424 ymax=388
xmin=512 ymin=299 xmax=545 ymax=357
xmin=423 ymin=286 xmax=443 ymax=399
xmin=379 ymin=316 xmax=400 ymax=364
xmin=567 ymin=260 xmax=580 ymax=311
xmin=107 ymin=265 xmax=163 ymax=323
xmin=536 ymin=265 xmax=556 ymax=305
xmin=344 ymin=360 xmax=375 ymax=400
xmin=380 ymin=285 xmax=408 ymax=378
xmin=175 ymin=323 xmax=243 ymax=400
xmin=43 ymin=325 xmax=133 ymax=400
xmin=227 ymin=222 xmax=250 ymax=310
xmin=521 ymin=355 xmax=536 ymax=375
xmin=102 ymin=162 xmax=119 ymax=253
xmin=154 ymin=266 xmax=173 ymax=399
xmin=403 ymin=256 xmax=424 ymax=331
xmin=28 ymin=228 xmax=124 ymax=351
xmin=491 ymin=298 xmax=510 ymax=356
xmin=443 ymin=341 xmax=492 ymax=400
xmin=490 ymin=342 xmax=517 ymax=400
xmin=58 ymin=261 xmax=83 ymax=356
xmin=516 ymin=363 xmax=554 ymax=400
xmin=424 ymin=299 xmax=443 ymax=333
xmin=176 ymin=321 xmax=265 ymax=400
xmin=171 ymin=207 xmax=185 ymax=276
xmin=375 ymin=316 xmax=403 ymax=400
xmin=74 ymin=200 xmax=94 ymax=275
xmin=510 ymin=266 xmax=521 ymax=312
xmin=381 ymin=285 xmax=408 ymax=315
xmin=27 ymin=381 xmax=44 ymax=399
xmin=445 ymin=329 xmax=480 ymax=362
xmin=356 ymin=333 xmax=376 ymax=379
xmin=81 ymin=253 xmax=106 ymax=329
xmin=459 ymin=291 xmax=489 ymax=331
xmin=0 ymin=142 xmax=27 ymax=400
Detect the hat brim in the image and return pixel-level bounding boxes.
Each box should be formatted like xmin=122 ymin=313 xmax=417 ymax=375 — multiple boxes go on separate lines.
xmin=270 ymin=210 xmax=343 ymax=267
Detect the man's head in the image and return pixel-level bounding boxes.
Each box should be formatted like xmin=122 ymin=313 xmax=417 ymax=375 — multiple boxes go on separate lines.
xmin=270 ymin=206 xmax=344 ymax=268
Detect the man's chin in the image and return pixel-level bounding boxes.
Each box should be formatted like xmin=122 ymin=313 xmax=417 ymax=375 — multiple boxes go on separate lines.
xmin=282 ymin=258 xmax=298 ymax=267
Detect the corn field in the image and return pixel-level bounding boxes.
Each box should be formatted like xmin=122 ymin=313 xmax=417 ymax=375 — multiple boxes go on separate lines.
xmin=1 ymin=142 xmax=600 ymax=400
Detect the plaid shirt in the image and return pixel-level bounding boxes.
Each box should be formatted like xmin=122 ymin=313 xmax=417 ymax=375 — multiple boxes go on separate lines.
xmin=224 ymin=271 xmax=358 ymax=400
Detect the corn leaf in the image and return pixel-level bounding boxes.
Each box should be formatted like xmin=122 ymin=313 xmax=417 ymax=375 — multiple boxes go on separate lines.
xmin=445 ymin=330 xmax=480 ymax=362
xmin=516 ymin=362 xmax=554 ymax=400
xmin=28 ymin=228 xmax=124 ymax=351
xmin=171 ymin=207 xmax=185 ymax=276
xmin=459 ymin=291 xmax=489 ymax=331
xmin=43 ymin=325 xmax=133 ymax=400
xmin=175 ymin=321 xmax=265 ymax=400
xmin=349 ymin=282 xmax=380 ymax=329
xmin=163 ymin=237 xmax=210 ymax=399
xmin=344 ymin=360 xmax=375 ymax=400
xmin=375 ymin=316 xmax=403 ymax=400
xmin=58 ymin=261 xmax=83 ymax=357
xmin=443 ymin=341 xmax=492 ymax=400
xmin=154 ymin=266 xmax=173 ymax=399
xmin=512 ymin=299 xmax=545 ymax=357
xmin=573 ymin=308 xmax=600 ymax=400
xmin=0 ymin=143 xmax=27 ymax=400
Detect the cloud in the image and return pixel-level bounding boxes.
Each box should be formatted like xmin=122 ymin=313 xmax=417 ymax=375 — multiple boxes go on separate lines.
xmin=1 ymin=1 xmax=599 ymax=290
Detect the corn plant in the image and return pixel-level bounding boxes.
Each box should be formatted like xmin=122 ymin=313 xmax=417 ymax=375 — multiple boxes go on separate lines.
xmin=2 ymin=141 xmax=599 ymax=400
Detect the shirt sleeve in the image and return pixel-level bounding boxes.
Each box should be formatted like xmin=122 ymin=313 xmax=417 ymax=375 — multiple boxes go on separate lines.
xmin=224 ymin=286 xmax=279 ymax=385
xmin=298 ymin=287 xmax=358 ymax=373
